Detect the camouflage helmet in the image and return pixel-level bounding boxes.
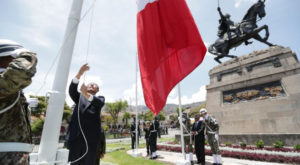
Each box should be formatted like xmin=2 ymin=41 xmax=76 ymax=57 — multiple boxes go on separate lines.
xmin=0 ymin=39 xmax=29 ymax=58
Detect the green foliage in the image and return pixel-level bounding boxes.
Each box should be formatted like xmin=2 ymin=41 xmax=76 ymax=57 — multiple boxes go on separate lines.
xmin=157 ymin=112 xmax=166 ymax=121
xmin=169 ymin=114 xmax=178 ymax=122
xmin=102 ymin=123 xmax=109 ymax=131
xmin=122 ymin=112 xmax=131 ymax=127
xmin=63 ymin=110 xmax=72 ymax=123
xmin=29 ymin=95 xmax=72 ymax=123
xmin=103 ymin=115 xmax=113 ymax=125
xmin=294 ymin=144 xmax=300 ymax=150
xmin=225 ymin=142 xmax=232 ymax=147
xmin=176 ymin=107 xmax=186 ymax=117
xmin=31 ymin=119 xmax=45 ymax=136
xmin=273 ymin=140 xmax=284 ymax=148
xmin=240 ymin=142 xmax=247 ymax=147
xmin=29 ymin=95 xmax=48 ymax=117
xmin=189 ymin=102 xmax=206 ymax=117
xmin=255 ymin=139 xmax=264 ymax=149
xmin=105 ymin=100 xmax=128 ymax=127
xmin=143 ymin=110 xmax=155 ymax=121
xmin=205 ymin=140 xmax=208 ymax=145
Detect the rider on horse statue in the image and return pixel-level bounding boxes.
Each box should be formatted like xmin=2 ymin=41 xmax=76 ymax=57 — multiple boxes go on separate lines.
xmin=209 ymin=0 xmax=274 ymax=64
xmin=217 ymin=7 xmax=239 ymax=40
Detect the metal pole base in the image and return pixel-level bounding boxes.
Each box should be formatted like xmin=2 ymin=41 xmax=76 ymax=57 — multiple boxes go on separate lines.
xmin=176 ymin=159 xmax=191 ymax=165
xmin=130 ymin=150 xmax=142 ymax=157
xmin=30 ymin=149 xmax=69 ymax=165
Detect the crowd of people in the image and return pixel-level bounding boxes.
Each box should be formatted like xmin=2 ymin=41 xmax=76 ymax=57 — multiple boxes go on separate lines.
xmin=0 ymin=39 xmax=222 ymax=165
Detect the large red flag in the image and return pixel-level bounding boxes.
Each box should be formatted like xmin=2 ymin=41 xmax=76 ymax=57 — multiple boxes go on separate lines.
xmin=137 ymin=0 xmax=206 ymax=115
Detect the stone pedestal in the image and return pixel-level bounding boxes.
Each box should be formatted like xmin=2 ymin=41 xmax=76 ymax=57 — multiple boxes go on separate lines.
xmin=206 ymin=46 xmax=300 ymax=145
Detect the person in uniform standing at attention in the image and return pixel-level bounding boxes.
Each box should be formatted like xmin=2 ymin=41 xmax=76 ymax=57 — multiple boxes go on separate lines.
xmin=143 ymin=121 xmax=151 ymax=156
xmin=192 ymin=114 xmax=205 ymax=165
xmin=149 ymin=116 xmax=160 ymax=159
xmin=130 ymin=117 xmax=140 ymax=152
xmin=0 ymin=39 xmax=37 ymax=165
xmin=200 ymin=108 xmax=222 ymax=165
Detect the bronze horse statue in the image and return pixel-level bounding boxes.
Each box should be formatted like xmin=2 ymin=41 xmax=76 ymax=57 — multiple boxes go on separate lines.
xmin=208 ymin=0 xmax=274 ymax=63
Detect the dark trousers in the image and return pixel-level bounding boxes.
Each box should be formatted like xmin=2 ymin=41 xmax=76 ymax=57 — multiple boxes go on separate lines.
xmin=145 ymin=138 xmax=150 ymax=154
xmin=131 ymin=134 xmax=139 ymax=149
xmin=194 ymin=135 xmax=205 ymax=164
xmin=149 ymin=134 xmax=157 ymax=153
xmin=68 ymin=137 xmax=99 ymax=165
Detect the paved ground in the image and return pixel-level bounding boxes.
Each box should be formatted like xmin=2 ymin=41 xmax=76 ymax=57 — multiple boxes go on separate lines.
xmin=126 ymin=148 xmax=289 ymax=165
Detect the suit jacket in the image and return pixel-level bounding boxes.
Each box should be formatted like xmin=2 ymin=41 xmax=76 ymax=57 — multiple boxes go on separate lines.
xmin=130 ymin=123 xmax=140 ymax=137
xmin=192 ymin=120 xmax=205 ymax=139
xmin=149 ymin=120 xmax=160 ymax=138
xmin=66 ymin=81 xmax=105 ymax=143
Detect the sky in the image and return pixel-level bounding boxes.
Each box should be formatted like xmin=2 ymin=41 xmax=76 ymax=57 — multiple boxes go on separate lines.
xmin=0 ymin=0 xmax=299 ymax=107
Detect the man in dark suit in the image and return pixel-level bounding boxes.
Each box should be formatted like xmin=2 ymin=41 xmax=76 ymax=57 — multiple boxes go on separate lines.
xmin=192 ymin=114 xmax=205 ymax=165
xmin=66 ymin=63 xmax=105 ymax=165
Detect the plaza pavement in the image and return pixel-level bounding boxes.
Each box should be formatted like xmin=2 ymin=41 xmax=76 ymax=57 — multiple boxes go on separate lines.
xmin=126 ymin=148 xmax=290 ymax=165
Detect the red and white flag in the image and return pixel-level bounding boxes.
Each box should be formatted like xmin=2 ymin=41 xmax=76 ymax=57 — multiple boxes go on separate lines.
xmin=137 ymin=0 xmax=206 ymax=115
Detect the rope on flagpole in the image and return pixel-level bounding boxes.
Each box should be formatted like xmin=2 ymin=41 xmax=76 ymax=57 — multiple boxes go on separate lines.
xmin=70 ymin=0 xmax=97 ymax=164
xmin=35 ymin=0 xmax=97 ymax=95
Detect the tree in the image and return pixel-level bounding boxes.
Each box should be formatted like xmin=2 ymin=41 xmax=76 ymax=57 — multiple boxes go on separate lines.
xmin=105 ymin=100 xmax=128 ymax=128
xmin=29 ymin=96 xmax=72 ymax=123
xmin=29 ymin=95 xmax=48 ymax=117
xmin=176 ymin=107 xmax=186 ymax=117
xmin=62 ymin=103 xmax=72 ymax=123
xmin=157 ymin=112 xmax=166 ymax=121
xmin=31 ymin=118 xmax=45 ymax=136
xmin=189 ymin=102 xmax=206 ymax=117
xmin=103 ymin=115 xmax=113 ymax=126
xmin=143 ymin=110 xmax=154 ymax=121
xmin=122 ymin=111 xmax=131 ymax=128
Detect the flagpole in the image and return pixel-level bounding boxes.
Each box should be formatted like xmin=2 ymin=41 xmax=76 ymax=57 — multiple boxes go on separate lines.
xmin=178 ymin=83 xmax=186 ymax=160
xmin=132 ymin=52 xmax=142 ymax=157
xmin=135 ymin=52 xmax=139 ymax=153
xmin=33 ymin=0 xmax=84 ymax=164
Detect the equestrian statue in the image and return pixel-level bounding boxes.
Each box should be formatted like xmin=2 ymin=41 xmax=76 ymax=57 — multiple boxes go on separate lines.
xmin=208 ymin=0 xmax=274 ymax=63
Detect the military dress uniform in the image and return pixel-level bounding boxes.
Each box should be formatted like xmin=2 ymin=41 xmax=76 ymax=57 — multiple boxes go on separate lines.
xmin=0 ymin=45 xmax=37 ymax=165
xmin=149 ymin=118 xmax=159 ymax=159
xmin=182 ymin=113 xmax=194 ymax=163
xmin=130 ymin=121 xmax=140 ymax=150
xmin=204 ymin=114 xmax=222 ymax=165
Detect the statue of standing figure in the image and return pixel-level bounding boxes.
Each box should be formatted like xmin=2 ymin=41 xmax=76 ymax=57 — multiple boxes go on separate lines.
xmin=209 ymin=0 xmax=274 ymax=64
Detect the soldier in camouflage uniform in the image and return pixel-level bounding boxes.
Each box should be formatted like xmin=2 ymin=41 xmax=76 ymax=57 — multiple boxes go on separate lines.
xmin=200 ymin=108 xmax=222 ymax=165
xmin=182 ymin=112 xmax=194 ymax=164
xmin=0 ymin=39 xmax=37 ymax=165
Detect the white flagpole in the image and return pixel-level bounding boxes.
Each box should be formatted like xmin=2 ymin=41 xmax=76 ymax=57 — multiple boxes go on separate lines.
xmin=178 ymin=83 xmax=186 ymax=160
xmin=132 ymin=53 xmax=142 ymax=157
xmin=35 ymin=0 xmax=84 ymax=164
xmin=135 ymin=52 xmax=139 ymax=153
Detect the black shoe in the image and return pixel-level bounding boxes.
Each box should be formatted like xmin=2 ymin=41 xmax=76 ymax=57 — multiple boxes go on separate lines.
xmin=150 ymin=156 xmax=158 ymax=159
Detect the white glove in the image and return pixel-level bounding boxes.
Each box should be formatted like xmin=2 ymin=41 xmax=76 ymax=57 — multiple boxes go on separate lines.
xmin=205 ymin=135 xmax=208 ymax=140
xmin=215 ymin=134 xmax=219 ymax=141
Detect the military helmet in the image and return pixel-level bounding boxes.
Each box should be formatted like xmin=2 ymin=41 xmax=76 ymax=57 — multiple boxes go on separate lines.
xmin=199 ymin=108 xmax=207 ymax=115
xmin=225 ymin=13 xmax=231 ymax=18
xmin=0 ymin=39 xmax=29 ymax=58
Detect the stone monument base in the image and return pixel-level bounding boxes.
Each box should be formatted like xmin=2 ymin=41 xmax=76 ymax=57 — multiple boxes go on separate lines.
xmin=206 ymin=46 xmax=300 ymax=146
